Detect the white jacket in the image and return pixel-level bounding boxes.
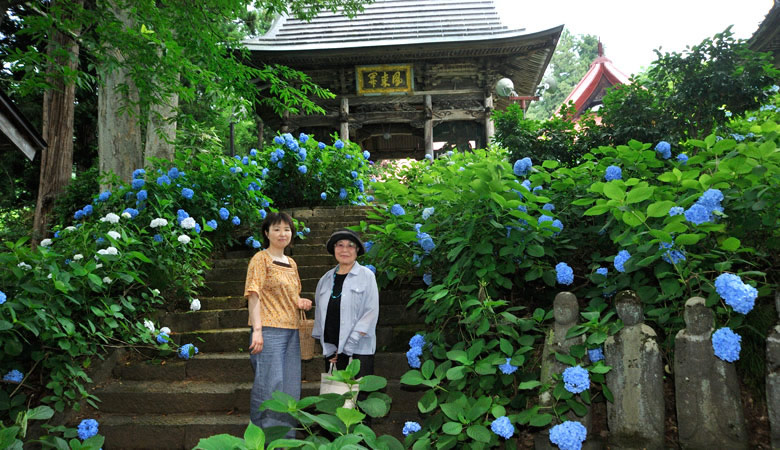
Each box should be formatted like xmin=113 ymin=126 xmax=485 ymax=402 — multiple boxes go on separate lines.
xmin=312 ymin=261 xmax=379 ymax=356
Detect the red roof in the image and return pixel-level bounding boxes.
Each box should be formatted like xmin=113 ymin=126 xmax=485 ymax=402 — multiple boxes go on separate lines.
xmin=559 ymin=42 xmax=629 ymax=119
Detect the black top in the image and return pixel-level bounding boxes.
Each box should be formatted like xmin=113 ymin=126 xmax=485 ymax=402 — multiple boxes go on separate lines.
xmin=272 ymin=261 xmax=291 ymax=268
xmin=323 ymin=272 xmax=348 ymax=346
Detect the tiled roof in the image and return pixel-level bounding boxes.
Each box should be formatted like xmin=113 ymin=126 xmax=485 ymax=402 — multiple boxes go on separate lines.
xmin=245 ymin=0 xmax=531 ymax=51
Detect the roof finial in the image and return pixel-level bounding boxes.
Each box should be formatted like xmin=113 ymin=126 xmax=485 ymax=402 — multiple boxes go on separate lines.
xmin=598 ymin=39 xmax=603 ymax=57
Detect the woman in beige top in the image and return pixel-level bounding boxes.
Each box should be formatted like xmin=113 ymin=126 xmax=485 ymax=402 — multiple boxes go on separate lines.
xmin=244 ymin=212 xmax=312 ymax=437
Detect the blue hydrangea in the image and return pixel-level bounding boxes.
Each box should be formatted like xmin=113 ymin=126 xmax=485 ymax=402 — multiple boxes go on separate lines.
xmin=420 ymin=236 xmax=435 ymax=253
xmin=3 ymin=369 xmax=22 ymax=383
xmin=669 ymin=206 xmax=684 ymax=216
xmin=354 ymin=179 xmax=364 ymax=192
xmin=499 ymin=358 xmax=518 ymax=375
xmin=391 ymin=204 xmax=405 ymax=216
xmin=232 ymin=216 xmax=241 ymax=226
xmin=136 ymin=189 xmax=147 ymax=202
xmin=334 ymin=140 xmax=345 ymax=150
xmin=181 ymin=188 xmax=194 ymax=199
xmin=123 ymin=208 xmax=139 ymax=219
xmin=298 ymin=166 xmax=308 ymax=174
xmin=683 ymin=203 xmax=712 ymax=225
xmin=130 ymin=179 xmax=144 ymax=190
xmin=552 ymin=219 xmax=563 ymax=235
xmin=588 ymin=347 xmax=604 ymax=362
xmin=250 ymin=148 xmax=258 ymax=156
xmin=543 ymin=204 xmax=555 ymax=212
xmin=365 ymin=264 xmax=376 ymax=274
xmin=549 ymin=420 xmax=587 ymax=450
xmin=153 ymin=234 xmax=163 ymax=243
xmin=298 ymin=132 xmax=308 ymax=143
xmin=320 ymin=192 xmax=327 ymax=200
xmin=98 ymin=191 xmax=111 ymax=202
xmin=655 ymin=141 xmax=672 ymax=159
xmin=714 ymin=273 xmax=757 ymax=314
xmin=178 ymin=343 xmax=199 ymax=360
xmin=219 ymin=208 xmax=229 ymax=220
xmin=421 ymin=207 xmax=435 ymax=220
xmin=156 ymin=332 xmax=170 ymax=344
xmin=698 ymin=189 xmax=723 ymax=210
xmin=562 ymin=365 xmax=590 ymax=393
xmin=555 ymin=262 xmax=574 ymax=285
xmin=350 ymin=170 xmax=358 ymax=179
xmin=339 ymin=188 xmax=347 ymax=200
xmin=364 ymin=241 xmax=373 ymax=252
xmin=406 ymin=346 xmax=422 ymax=368
xmin=595 ymin=267 xmax=608 ymax=277
xmin=422 ymin=273 xmax=432 ymax=286
xmin=731 ymin=133 xmax=745 ymax=142
xmin=614 ymin=250 xmax=631 ymax=273
xmin=258 ymin=209 xmax=267 ymax=219
xmin=261 ymin=200 xmax=270 ymax=208
xmin=298 ymin=149 xmax=307 ymax=161
xmin=241 ymin=156 xmax=249 ymax=165
xmin=206 ymin=220 xmax=217 ymax=230
xmin=274 ymin=135 xmax=284 ymax=144
xmin=74 ymin=210 xmax=85 ymax=220
xmin=604 ymin=165 xmax=622 ymax=181
xmin=490 ymin=416 xmax=514 ymax=439
xmin=77 ymin=418 xmax=99 ymax=441
xmin=363 ymin=150 xmax=371 ymax=159
xmin=538 ymin=215 xmax=553 ymax=227
xmin=402 ymin=421 xmax=421 ymax=435
xmin=660 ymin=242 xmax=686 ymax=264
xmin=83 ymin=204 xmax=93 ymax=215
xmin=712 ymin=327 xmax=741 ymax=362
xmin=409 ymin=334 xmax=425 ymax=349
xmin=132 ymin=168 xmax=145 ymax=179
xmin=157 ymin=175 xmax=171 ymax=186
xmin=513 ymin=157 xmax=532 ymax=177
xmin=677 ymin=153 xmax=689 ymax=165
xmin=318 ymin=142 xmax=326 ymax=149
xmin=521 ymin=180 xmax=532 ymax=191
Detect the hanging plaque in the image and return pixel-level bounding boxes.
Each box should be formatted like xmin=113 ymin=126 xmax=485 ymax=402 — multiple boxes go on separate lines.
xmin=356 ymin=65 xmax=413 ymax=95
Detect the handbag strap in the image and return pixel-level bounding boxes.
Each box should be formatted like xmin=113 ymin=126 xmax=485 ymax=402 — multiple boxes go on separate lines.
xmin=328 ymin=362 xmax=336 ymax=374
xmin=299 ymin=309 xmax=306 ymax=321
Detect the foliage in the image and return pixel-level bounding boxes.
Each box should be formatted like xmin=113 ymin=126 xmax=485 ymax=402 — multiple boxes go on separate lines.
xmin=0 ymin=406 xmax=104 ymax=450
xmin=362 ymin=89 xmax=779 ymax=446
xmin=526 ymin=29 xmax=600 ymax=120
xmin=598 ymin=28 xmax=778 ymax=145
xmin=195 ymin=361 xmax=403 ymax=450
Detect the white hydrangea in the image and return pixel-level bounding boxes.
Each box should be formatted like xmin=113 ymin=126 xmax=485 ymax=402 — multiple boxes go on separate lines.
xmin=152 ymin=289 xmax=160 ymax=295
xmin=190 ymin=298 xmax=201 ymax=312
xmin=40 ymin=239 xmax=53 ymax=247
xmin=107 ymin=231 xmax=121 ymax=240
xmin=143 ymin=319 xmax=155 ymax=332
xmin=160 ymin=326 xmax=171 ymax=335
xmin=180 ymin=217 xmax=197 ymax=229
xmin=96 ymin=263 xmax=103 ymax=269
xmin=65 ymin=226 xmax=76 ymax=232
xmin=47 ymin=273 xmax=52 ymax=279
xmin=121 ymin=212 xmax=132 ymax=219
xmin=97 ymin=246 xmax=119 ymax=256
xmin=17 ymin=262 xmax=32 ymax=270
xmin=73 ymin=254 xmax=83 ymax=261
xmin=150 ymin=218 xmax=169 ymax=228
xmin=100 ymin=213 xmax=120 ymax=224
xmin=102 ymin=276 xmax=112 ymax=284
xmin=177 ymin=235 xmax=191 ymax=244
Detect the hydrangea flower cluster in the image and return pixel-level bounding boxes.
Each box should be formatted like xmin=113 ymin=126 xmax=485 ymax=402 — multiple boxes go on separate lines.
xmin=683 ymin=189 xmax=724 ymax=225
xmin=3 ymin=369 xmax=23 ymax=383
xmin=402 ymin=421 xmax=421 ymax=435
xmin=677 ymin=153 xmax=689 ymax=165
xmin=77 ymin=418 xmax=99 ymax=441
xmin=604 ymin=165 xmax=622 ymax=181
xmin=178 ymin=343 xmax=199 ymax=360
xmin=614 ymin=250 xmax=631 ymax=273
xmin=659 ymin=241 xmax=686 ymax=265
xmin=588 ymin=347 xmax=604 ymax=362
xmin=513 ymin=157 xmax=532 ymax=177
xmin=655 ymin=141 xmax=671 ymax=159
xmin=422 ymin=207 xmax=435 ymax=220
xmin=595 ymin=267 xmax=608 ymax=277
xmin=712 ymin=327 xmax=741 ymax=362
xmin=669 ymin=206 xmax=684 ymax=217
xmin=0 ymin=290 xmax=6 ymax=305
xmin=562 ymin=365 xmax=589 ymax=394
xmin=422 ymin=273 xmax=432 ymax=286
xmin=156 ymin=332 xmax=170 ymax=344
xmin=549 ymin=420 xmax=587 ymax=450
xmin=490 ymin=416 xmax=514 ymax=439
xmin=714 ymin=273 xmax=757 ymax=314
xmin=499 ymin=357 xmax=518 ymax=375
xmin=406 ymin=334 xmax=425 ymax=368
xmin=390 ymin=204 xmax=405 ymax=216
xmin=555 ymin=262 xmax=574 ymax=285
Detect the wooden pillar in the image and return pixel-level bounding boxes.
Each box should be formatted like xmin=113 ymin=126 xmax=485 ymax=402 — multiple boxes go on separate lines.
xmin=339 ymin=97 xmax=349 ymax=141
xmin=424 ymin=94 xmax=433 ymax=158
xmin=484 ymin=93 xmax=495 ymax=145
xmin=280 ymin=110 xmax=290 ymax=133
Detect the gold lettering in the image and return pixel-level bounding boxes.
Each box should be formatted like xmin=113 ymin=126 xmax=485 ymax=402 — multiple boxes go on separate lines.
xmin=381 ymin=72 xmax=390 ymax=88
xmin=392 ymin=71 xmax=403 ymax=87
xmin=368 ymin=72 xmax=378 ymax=88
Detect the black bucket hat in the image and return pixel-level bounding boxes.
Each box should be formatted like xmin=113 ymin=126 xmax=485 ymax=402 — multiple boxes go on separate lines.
xmin=326 ymin=229 xmax=365 ymax=256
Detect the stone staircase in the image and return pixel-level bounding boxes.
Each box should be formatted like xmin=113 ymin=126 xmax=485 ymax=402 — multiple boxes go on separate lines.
xmin=83 ymin=207 xmax=425 ymax=449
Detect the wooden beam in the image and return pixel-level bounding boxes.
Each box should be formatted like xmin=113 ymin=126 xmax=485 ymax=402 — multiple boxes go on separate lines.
xmin=424 ymin=95 xmax=433 ymax=159
xmin=339 ymin=97 xmax=349 ymax=140
xmin=484 ymin=93 xmax=494 ymax=144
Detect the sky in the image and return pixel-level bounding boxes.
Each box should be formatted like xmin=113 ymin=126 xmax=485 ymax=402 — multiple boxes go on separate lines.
xmin=494 ymin=0 xmax=775 ymax=77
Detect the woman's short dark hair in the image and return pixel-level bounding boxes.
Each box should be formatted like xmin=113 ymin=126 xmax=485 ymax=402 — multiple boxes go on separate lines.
xmin=261 ymin=212 xmax=296 ymax=248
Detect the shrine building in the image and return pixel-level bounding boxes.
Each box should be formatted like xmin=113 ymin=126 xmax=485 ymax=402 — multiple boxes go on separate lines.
xmin=244 ymin=0 xmax=562 ymax=160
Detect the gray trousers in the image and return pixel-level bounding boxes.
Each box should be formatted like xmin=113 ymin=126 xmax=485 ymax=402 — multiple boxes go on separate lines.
xmin=249 ymin=327 xmax=300 ymax=438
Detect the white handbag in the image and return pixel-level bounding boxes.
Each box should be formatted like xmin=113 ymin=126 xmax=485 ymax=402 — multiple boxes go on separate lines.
xmin=319 ymin=362 xmax=360 ymax=409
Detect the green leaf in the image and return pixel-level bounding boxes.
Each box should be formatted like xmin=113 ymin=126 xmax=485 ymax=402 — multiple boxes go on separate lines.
xmin=675 ymin=233 xmax=703 ymax=245
xmin=566 ymin=398 xmax=588 ymax=417
xmin=720 ymin=237 xmax=741 ymax=252
xmin=517 ymin=380 xmax=542 ymax=390
xmin=626 ymin=186 xmax=653 ymax=204
xmin=195 ymin=433 xmax=247 ymax=450
xmin=359 ymin=375 xmax=386 ymax=392
xmin=583 ymin=203 xmax=610 ymax=216
xmin=713 ymin=138 xmax=736 ymax=154
xmin=442 ymin=422 xmax=462 ymax=435
xmin=446 ymin=366 xmax=467 ymax=381
xmin=401 ymin=370 xmax=424 ymax=386
xmin=243 ymin=422 xmax=265 ymax=450
xmin=467 ymin=425 xmax=492 ymax=443
xmin=646 ymin=200 xmax=676 ymax=218
xmin=446 ymin=350 xmax=470 ymax=364
xmin=602 ymin=183 xmax=625 ymax=201
xmin=526 ymin=245 xmax=545 ymax=257
xmin=555 ymin=352 xmax=577 ymax=366
xmin=421 ymin=360 xmax=435 ymax=380
xmin=418 ymin=389 xmax=438 ymax=413
xmin=466 ymin=396 xmax=492 ymax=421
xmin=440 ymin=403 xmax=462 ymax=421
xmin=26 ymin=406 xmax=54 ymax=421
xmin=529 ymin=413 xmax=554 ymax=427
xmin=336 ymin=407 xmax=366 ymax=429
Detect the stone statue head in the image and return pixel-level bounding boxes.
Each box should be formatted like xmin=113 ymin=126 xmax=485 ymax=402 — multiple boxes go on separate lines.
xmin=684 ymin=297 xmax=713 ymax=335
xmin=615 ymin=290 xmax=643 ymax=326
xmin=553 ymin=292 xmax=579 ymax=325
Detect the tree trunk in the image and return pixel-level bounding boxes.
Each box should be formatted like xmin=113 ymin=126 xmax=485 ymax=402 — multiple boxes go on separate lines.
xmin=144 ymin=85 xmax=179 ymax=165
xmin=98 ymin=3 xmax=142 ymax=185
xmin=32 ymin=0 xmax=82 ymax=242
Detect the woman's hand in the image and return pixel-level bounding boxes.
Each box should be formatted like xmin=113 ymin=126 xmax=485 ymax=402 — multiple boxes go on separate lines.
xmin=249 ymin=329 xmax=264 ymax=354
xmin=298 ymin=297 xmax=313 ymax=311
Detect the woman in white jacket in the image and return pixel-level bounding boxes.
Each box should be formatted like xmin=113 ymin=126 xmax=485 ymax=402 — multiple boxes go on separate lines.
xmin=312 ymin=229 xmax=379 ymax=379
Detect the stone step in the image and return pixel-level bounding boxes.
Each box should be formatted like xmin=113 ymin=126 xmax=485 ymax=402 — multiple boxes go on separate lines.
xmin=291 ymin=244 xmax=332 ymax=256
xmin=115 ymin=352 xmax=415 ymax=384
xmin=94 ymin=379 xmax=420 ymax=415
xmin=205 ymin=276 xmax=417 ymax=299
xmin=176 ymin=324 xmax=422 ymax=353
xmin=199 ymin=296 xmax=247 ymax=310
xmin=290 ymin=206 xmax=372 ymax=219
